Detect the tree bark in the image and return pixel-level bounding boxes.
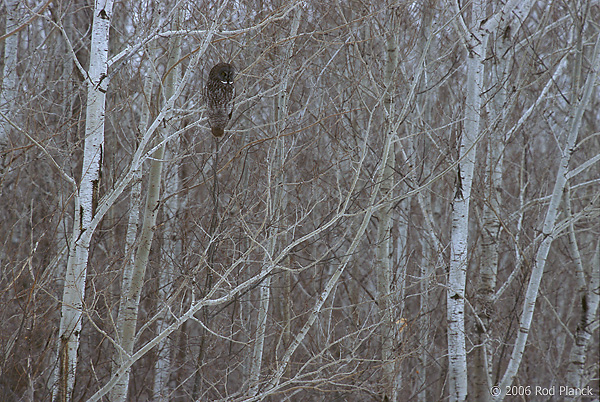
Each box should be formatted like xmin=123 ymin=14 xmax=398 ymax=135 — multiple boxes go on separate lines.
xmin=565 ymin=182 xmax=600 ymax=389
xmin=473 ymin=12 xmax=515 ymax=401
xmin=248 ymin=7 xmax=301 ymax=396
xmin=495 ymin=26 xmax=600 ymax=402
xmin=53 ymin=2 xmax=114 ymax=400
xmin=447 ymin=1 xmax=486 ymax=399
xmin=376 ymin=15 xmax=398 ymax=401
xmin=0 ymin=0 xmax=19 ymax=173
xmin=153 ymin=12 xmax=182 ymax=401
xmin=110 ymin=22 xmax=181 ymax=402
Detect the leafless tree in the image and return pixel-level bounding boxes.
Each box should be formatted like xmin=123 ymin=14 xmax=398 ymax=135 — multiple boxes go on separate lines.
xmin=0 ymin=1 xmax=598 ymax=402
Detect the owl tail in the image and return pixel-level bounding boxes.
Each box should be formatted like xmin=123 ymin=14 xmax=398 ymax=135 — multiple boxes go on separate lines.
xmin=211 ymin=127 xmax=225 ymax=137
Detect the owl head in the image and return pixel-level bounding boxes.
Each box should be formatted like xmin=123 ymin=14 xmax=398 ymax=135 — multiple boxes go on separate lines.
xmin=209 ymin=63 xmax=235 ymax=85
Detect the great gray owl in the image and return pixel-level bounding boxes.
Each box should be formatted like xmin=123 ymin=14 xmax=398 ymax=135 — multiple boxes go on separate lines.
xmin=204 ymin=63 xmax=235 ymax=137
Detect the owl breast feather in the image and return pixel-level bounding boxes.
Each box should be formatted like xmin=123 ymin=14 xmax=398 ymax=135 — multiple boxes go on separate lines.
xmin=205 ymin=77 xmax=234 ymax=137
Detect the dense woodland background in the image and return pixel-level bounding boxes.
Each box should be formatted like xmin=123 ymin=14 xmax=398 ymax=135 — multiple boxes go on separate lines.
xmin=0 ymin=0 xmax=599 ymax=401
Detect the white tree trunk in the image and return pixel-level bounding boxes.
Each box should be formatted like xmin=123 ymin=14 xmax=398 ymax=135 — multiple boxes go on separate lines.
xmin=53 ymin=2 xmax=114 ymax=400
xmin=495 ymin=29 xmax=600 ymax=401
xmin=110 ymin=111 xmax=165 ymax=402
xmin=447 ymin=2 xmax=486 ymax=401
xmin=248 ymin=215 xmax=275 ymax=395
xmin=0 ymin=0 xmax=19 ymax=171
xmin=110 ymin=25 xmax=181 ymax=402
xmin=376 ymin=20 xmax=398 ymax=402
xmin=566 ymin=238 xmax=600 ymax=388
xmin=562 ymin=15 xmax=597 ymax=389
xmin=248 ymin=7 xmax=301 ymax=396
xmin=447 ymin=2 xmax=537 ymax=399
xmin=565 ymin=181 xmax=600 ymax=388
xmin=415 ymin=191 xmax=443 ymax=402
xmin=412 ymin=8 xmax=434 ymax=400
xmin=473 ymin=12 xmax=515 ymax=400
xmin=153 ymin=13 xmax=182 ymax=401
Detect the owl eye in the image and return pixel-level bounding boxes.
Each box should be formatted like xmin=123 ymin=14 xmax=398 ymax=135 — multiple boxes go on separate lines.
xmin=220 ymin=71 xmax=232 ymax=84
